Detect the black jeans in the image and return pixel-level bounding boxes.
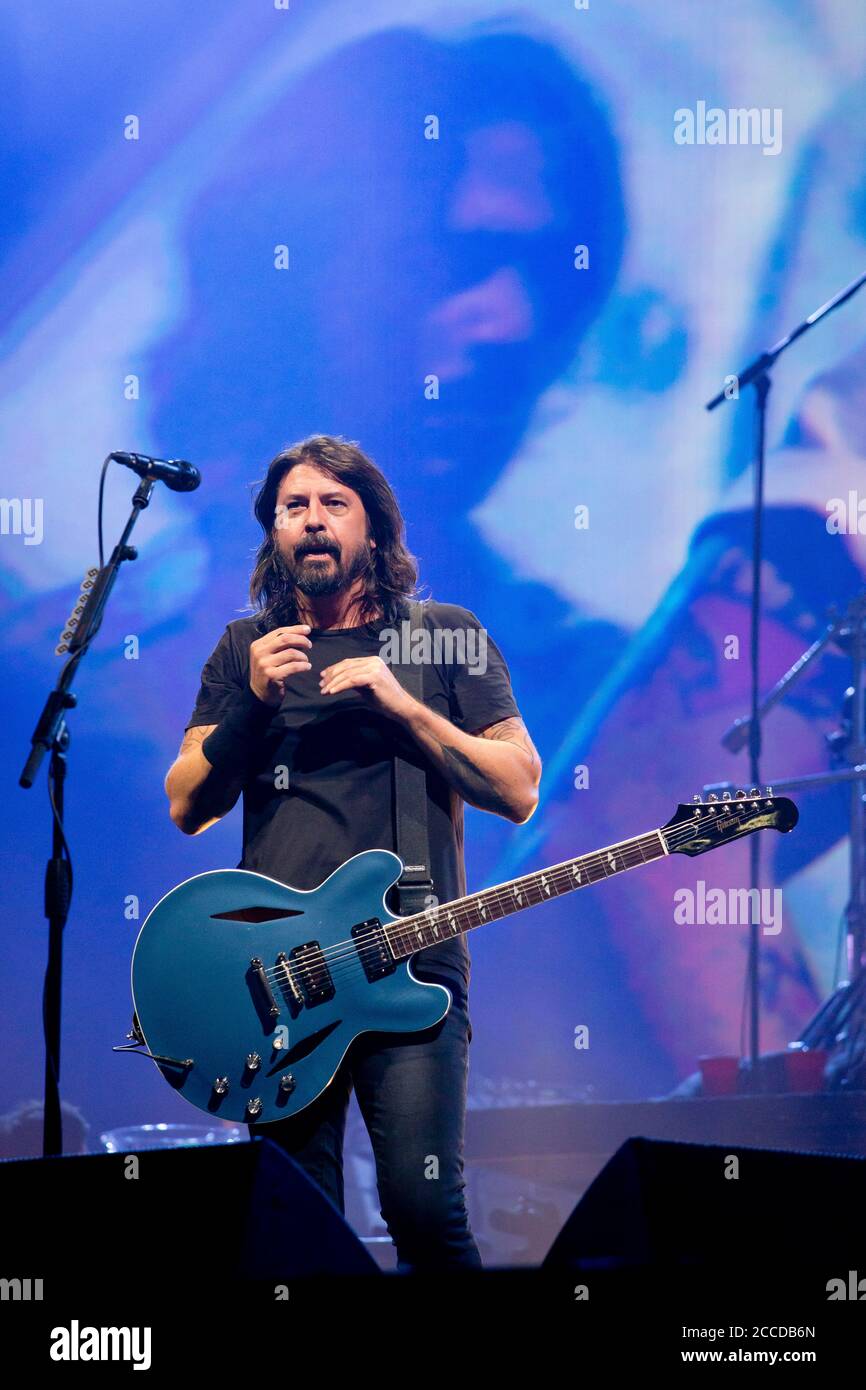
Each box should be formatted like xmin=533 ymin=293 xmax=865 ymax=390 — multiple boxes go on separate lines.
xmin=250 ymin=970 xmax=482 ymax=1272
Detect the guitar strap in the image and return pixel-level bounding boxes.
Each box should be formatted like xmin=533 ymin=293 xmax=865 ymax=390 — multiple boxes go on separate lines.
xmin=391 ymin=598 xmax=436 ymax=916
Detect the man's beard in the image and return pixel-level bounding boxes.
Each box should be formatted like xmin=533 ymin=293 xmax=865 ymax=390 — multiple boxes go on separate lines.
xmin=280 ymin=536 xmax=373 ymax=598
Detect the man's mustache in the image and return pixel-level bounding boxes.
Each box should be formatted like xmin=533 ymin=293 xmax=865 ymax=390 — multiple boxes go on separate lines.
xmin=295 ymin=539 xmax=340 ymax=560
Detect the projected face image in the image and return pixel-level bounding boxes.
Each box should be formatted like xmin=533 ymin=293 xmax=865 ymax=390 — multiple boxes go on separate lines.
xmin=154 ymin=28 xmax=624 ymax=514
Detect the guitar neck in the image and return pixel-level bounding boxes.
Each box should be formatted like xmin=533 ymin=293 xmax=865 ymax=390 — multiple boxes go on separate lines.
xmin=384 ymin=827 xmax=669 ymax=962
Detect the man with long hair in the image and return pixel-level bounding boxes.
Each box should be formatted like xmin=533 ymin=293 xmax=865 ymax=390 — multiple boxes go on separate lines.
xmin=165 ymin=434 xmax=541 ymax=1270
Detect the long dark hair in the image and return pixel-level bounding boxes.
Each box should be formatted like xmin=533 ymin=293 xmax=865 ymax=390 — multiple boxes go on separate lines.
xmin=249 ymin=435 xmax=419 ymax=630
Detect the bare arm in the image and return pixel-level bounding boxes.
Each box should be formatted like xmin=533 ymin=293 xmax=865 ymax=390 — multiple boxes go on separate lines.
xmin=165 ymin=724 xmax=246 ymax=835
xmin=399 ymin=708 xmax=542 ymax=824
xmin=167 ymin=624 xmax=313 ymax=835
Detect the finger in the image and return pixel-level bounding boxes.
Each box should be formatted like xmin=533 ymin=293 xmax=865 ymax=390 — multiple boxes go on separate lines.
xmin=320 ymin=658 xmax=378 ymax=689
xmin=257 ymin=625 xmax=311 ymax=643
xmin=257 ymin=626 xmax=313 ymax=652
xmin=319 ymin=662 xmax=353 ymax=689
xmin=319 ymin=658 xmax=355 ymax=681
xmin=266 ymin=655 xmax=312 ymax=678
xmin=264 ymin=650 xmax=314 ymax=675
xmin=321 ymin=673 xmax=370 ymax=695
xmin=320 ymin=657 xmax=378 ymax=682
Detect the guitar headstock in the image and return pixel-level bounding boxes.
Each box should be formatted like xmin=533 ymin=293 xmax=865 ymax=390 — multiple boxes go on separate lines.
xmin=662 ymin=789 xmax=798 ymax=857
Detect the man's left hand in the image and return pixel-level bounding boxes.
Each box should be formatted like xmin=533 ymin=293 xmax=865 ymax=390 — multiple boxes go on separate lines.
xmin=319 ymin=656 xmax=415 ymax=720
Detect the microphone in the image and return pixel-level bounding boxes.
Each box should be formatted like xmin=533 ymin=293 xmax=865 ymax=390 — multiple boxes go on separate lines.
xmin=110 ymin=451 xmax=201 ymax=493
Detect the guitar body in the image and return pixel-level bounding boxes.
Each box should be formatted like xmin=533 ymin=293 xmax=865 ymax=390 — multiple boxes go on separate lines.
xmin=131 ymin=850 xmax=450 ymax=1125
xmin=129 ymin=794 xmax=798 ymax=1126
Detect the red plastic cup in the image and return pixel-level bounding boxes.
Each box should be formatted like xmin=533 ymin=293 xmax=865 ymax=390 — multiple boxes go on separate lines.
xmin=784 ymin=1048 xmax=828 ymax=1093
xmin=698 ymin=1055 xmax=741 ymax=1096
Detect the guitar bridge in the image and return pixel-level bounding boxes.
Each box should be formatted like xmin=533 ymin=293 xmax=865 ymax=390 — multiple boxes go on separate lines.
xmin=274 ymin=950 xmax=304 ymax=1017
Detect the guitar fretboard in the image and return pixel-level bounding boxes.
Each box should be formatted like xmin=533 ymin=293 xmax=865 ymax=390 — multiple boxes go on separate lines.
xmin=384 ymin=829 xmax=669 ymax=961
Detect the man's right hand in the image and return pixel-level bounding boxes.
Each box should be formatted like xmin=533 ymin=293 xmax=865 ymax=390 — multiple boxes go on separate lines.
xmin=249 ymin=625 xmax=313 ymax=705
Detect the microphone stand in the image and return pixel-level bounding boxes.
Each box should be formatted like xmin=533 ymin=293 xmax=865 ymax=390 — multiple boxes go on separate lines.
xmin=705 ymin=270 xmax=866 ymax=1091
xmin=19 ymin=473 xmax=157 ymax=1157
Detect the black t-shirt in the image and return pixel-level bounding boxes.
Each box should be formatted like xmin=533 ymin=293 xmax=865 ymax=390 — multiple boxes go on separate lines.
xmin=184 ymin=599 xmax=520 ymax=986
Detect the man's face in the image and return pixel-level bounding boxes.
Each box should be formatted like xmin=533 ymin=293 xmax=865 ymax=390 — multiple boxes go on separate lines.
xmin=273 ymin=462 xmax=374 ymax=597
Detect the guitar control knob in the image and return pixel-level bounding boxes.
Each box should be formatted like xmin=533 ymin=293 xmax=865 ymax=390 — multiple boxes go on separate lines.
xmin=246 ymin=1098 xmax=263 ymax=1118
xmin=245 ymin=1053 xmax=262 ymax=1072
xmin=279 ymin=1074 xmax=296 ymax=1095
xmin=212 ymin=1077 xmax=230 ymax=1096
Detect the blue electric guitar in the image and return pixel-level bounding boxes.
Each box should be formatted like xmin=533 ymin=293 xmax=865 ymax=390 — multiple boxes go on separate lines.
xmin=128 ymin=791 xmax=797 ymax=1124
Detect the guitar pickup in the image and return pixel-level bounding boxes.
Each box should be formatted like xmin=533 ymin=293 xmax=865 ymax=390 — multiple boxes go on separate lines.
xmin=351 ymin=918 xmax=397 ymax=982
xmin=288 ymin=941 xmax=335 ymax=1007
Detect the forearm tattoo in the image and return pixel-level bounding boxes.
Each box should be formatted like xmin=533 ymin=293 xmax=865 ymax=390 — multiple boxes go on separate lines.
xmin=437 ymin=741 xmax=513 ymax=815
xmin=433 ymin=716 xmax=541 ymax=815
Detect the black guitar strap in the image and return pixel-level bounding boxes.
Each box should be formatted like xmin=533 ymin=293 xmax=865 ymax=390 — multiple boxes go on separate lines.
xmin=391 ymin=598 xmax=436 ymax=916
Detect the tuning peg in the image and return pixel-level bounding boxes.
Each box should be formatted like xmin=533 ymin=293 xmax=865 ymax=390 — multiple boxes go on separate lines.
xmin=749 ymin=787 xmax=760 ymax=796
xmin=692 ymin=794 xmax=702 ymax=803
xmin=735 ymin=789 xmax=747 ymax=798
xmin=708 ymin=792 xmax=719 ymax=802
xmin=721 ymin=790 xmax=732 ymax=800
